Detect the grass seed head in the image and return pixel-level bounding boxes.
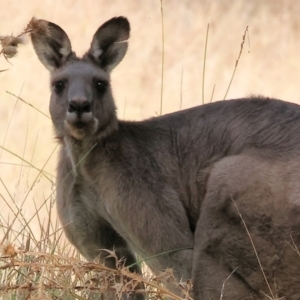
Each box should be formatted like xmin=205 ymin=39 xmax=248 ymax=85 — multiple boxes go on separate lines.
xmin=26 ymin=17 xmax=50 ymax=36
xmin=0 ymin=35 xmax=25 ymax=59
xmin=0 ymin=242 xmax=18 ymax=257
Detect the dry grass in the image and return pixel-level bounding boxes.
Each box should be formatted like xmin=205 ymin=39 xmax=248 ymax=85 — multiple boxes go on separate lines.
xmin=0 ymin=245 xmax=191 ymax=299
xmin=1 ymin=0 xmax=300 ymax=299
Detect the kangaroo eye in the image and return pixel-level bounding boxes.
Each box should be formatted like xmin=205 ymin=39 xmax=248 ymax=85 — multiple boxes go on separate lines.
xmin=53 ymin=81 xmax=65 ymax=94
xmin=94 ymin=80 xmax=107 ymax=94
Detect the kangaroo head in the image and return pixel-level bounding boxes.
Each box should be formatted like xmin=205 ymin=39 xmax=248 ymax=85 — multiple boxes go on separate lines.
xmin=31 ymin=17 xmax=130 ymax=140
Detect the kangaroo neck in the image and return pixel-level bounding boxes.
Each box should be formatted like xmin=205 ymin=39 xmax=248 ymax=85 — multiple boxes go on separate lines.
xmin=62 ymin=134 xmax=98 ymax=176
xmin=62 ymin=123 xmax=120 ymax=176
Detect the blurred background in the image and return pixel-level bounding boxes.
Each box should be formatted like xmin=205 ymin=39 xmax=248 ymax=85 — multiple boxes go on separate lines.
xmin=1 ymin=0 xmax=300 ymax=242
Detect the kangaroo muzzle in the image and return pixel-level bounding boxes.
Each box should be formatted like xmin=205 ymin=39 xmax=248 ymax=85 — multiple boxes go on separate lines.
xmin=66 ymin=98 xmax=93 ymax=125
xmin=65 ymin=99 xmax=98 ymax=140
xmin=68 ymin=99 xmax=91 ymax=114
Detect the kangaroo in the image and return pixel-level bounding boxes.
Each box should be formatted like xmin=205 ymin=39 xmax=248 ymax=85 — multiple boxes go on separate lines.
xmin=30 ymin=16 xmax=300 ymax=299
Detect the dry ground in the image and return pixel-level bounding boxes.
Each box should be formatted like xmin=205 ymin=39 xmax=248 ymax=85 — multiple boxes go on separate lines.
xmin=0 ymin=0 xmax=300 ymax=298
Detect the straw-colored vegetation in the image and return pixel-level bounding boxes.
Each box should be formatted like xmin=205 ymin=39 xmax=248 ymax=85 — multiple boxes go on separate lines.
xmin=1 ymin=0 xmax=300 ymax=299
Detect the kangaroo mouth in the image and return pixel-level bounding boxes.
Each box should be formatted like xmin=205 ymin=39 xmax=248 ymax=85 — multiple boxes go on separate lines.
xmin=64 ymin=117 xmax=99 ymax=140
xmin=74 ymin=121 xmax=85 ymax=129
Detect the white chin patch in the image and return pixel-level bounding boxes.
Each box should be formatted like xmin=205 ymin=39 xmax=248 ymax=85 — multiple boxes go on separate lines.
xmin=64 ymin=118 xmax=98 ymax=140
xmin=64 ymin=122 xmax=86 ymax=140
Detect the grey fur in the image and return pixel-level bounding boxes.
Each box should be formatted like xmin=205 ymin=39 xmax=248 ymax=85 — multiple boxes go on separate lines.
xmin=31 ymin=16 xmax=300 ymax=299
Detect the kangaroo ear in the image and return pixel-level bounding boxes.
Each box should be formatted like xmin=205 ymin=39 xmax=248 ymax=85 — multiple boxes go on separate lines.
xmin=87 ymin=17 xmax=130 ymax=72
xmin=30 ymin=18 xmax=73 ymax=71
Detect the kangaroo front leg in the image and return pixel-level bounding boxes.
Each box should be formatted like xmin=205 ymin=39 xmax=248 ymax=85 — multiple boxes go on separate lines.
xmin=56 ymin=157 xmax=145 ymax=298
xmin=100 ymin=184 xmax=194 ymax=294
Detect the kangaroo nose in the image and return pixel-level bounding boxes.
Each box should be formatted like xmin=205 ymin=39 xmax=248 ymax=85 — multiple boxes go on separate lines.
xmin=68 ymin=100 xmax=91 ymax=114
